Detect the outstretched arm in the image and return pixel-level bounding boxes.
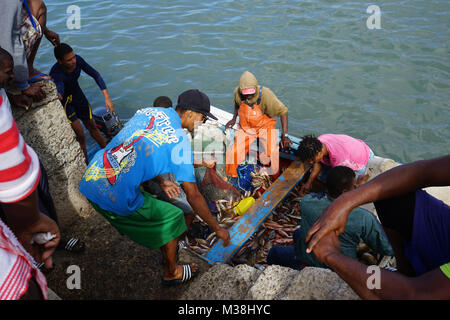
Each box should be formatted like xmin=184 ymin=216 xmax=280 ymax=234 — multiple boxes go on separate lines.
xmin=182 ymin=181 xmax=230 ymax=246
xmin=78 ymin=56 xmax=114 ymax=112
xmin=306 ymin=155 xmax=450 ymax=253
xmin=313 ymin=231 xmax=450 ymax=300
xmin=280 ymin=114 xmax=292 ymax=148
xmin=225 ymin=101 xmax=239 ymax=129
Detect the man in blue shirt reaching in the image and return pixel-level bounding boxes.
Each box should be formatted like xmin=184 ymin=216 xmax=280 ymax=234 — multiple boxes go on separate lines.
xmin=50 ymin=43 xmax=114 ymax=164
xmin=79 ymin=89 xmax=230 ymax=286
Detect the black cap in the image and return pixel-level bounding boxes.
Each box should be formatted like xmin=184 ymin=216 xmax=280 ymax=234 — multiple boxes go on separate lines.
xmin=176 ymin=89 xmax=218 ymax=121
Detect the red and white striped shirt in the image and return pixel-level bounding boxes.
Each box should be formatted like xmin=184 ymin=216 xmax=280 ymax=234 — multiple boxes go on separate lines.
xmin=0 ymin=219 xmax=48 ymax=300
xmin=0 ymin=88 xmax=47 ymax=300
xmin=0 ymin=88 xmax=41 ymax=203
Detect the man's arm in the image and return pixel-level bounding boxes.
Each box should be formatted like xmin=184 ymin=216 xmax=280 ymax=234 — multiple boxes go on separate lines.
xmin=306 ymin=155 xmax=450 ymax=253
xmin=360 ymin=212 xmax=395 ymax=257
xmin=151 ymin=175 xmax=181 ymax=199
xmin=280 ymin=114 xmax=292 ymax=148
xmin=225 ymin=101 xmax=240 ymax=129
xmin=299 ymin=162 xmax=322 ymax=196
xmin=78 ymin=55 xmax=114 ymax=112
xmin=182 ymin=181 xmax=230 ymax=246
xmin=313 ymin=232 xmax=450 ymax=300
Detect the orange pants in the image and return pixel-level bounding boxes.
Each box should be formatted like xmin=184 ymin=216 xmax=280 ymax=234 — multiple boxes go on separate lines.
xmin=226 ymin=102 xmax=279 ymax=177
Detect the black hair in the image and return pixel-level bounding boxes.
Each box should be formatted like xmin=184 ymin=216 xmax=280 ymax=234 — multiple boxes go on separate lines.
xmin=54 ymin=43 xmax=73 ymax=61
xmin=0 ymin=47 xmax=13 ymax=66
xmin=153 ymin=96 xmax=172 ymax=108
xmin=295 ymin=134 xmax=323 ymax=162
xmin=326 ymin=166 xmax=356 ymax=198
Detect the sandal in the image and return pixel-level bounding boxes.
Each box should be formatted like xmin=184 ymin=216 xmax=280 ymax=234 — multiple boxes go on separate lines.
xmin=58 ymin=237 xmax=86 ymax=253
xmin=34 ymin=262 xmax=55 ymax=274
xmin=161 ymin=264 xmax=199 ymax=286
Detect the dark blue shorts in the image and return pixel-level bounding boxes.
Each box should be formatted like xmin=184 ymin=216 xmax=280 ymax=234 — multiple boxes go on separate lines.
xmin=63 ymin=92 xmax=92 ymax=124
xmin=404 ymin=189 xmax=450 ymax=276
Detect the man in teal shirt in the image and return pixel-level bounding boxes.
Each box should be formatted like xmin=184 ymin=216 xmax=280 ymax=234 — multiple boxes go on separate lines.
xmin=267 ymin=166 xmax=394 ymax=270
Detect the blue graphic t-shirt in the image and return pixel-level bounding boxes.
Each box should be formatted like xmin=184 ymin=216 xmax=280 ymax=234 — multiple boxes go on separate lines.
xmin=79 ymin=107 xmax=195 ymax=216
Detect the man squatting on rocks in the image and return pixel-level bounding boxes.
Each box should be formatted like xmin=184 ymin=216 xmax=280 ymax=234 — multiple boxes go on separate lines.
xmin=306 ymin=155 xmax=450 ymax=299
xmin=267 ymin=166 xmax=394 ymax=270
xmin=79 ymin=89 xmax=230 ymax=286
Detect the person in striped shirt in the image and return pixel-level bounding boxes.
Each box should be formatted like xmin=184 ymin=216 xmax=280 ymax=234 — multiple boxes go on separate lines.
xmin=0 ymin=47 xmax=60 ymax=300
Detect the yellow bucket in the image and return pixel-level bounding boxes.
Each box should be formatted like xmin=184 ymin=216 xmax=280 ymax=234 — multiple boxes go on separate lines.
xmin=233 ymin=197 xmax=256 ymax=216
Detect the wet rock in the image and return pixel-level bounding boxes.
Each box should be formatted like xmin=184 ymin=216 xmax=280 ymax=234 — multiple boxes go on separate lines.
xmin=10 ymin=81 xmax=95 ymax=226
xmin=245 ymin=265 xmax=299 ymax=300
xmin=281 ymin=267 xmax=359 ymax=300
xmin=180 ymin=263 xmax=261 ymax=300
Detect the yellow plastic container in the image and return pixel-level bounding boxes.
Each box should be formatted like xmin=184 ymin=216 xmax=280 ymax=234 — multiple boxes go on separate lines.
xmin=233 ymin=197 xmax=256 ymax=216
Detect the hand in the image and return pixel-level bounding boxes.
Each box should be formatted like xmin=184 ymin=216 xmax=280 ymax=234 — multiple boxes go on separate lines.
xmin=202 ymin=157 xmax=217 ymax=169
xmin=10 ymin=94 xmax=32 ymax=110
xmin=299 ymin=183 xmax=311 ymax=197
xmin=311 ymin=230 xmax=341 ymax=264
xmin=225 ymin=119 xmax=236 ymax=129
xmin=44 ymin=28 xmax=60 ymax=46
xmin=15 ymin=213 xmax=61 ymax=269
xmin=105 ymin=96 xmax=115 ymax=113
xmin=216 ymin=227 xmax=231 ymax=247
xmin=280 ymin=135 xmax=292 ymax=149
xmin=356 ymin=173 xmax=370 ymax=187
xmin=22 ymin=83 xmax=46 ymax=101
xmin=159 ymin=179 xmax=181 ymax=199
xmin=305 ymin=194 xmax=351 ymax=254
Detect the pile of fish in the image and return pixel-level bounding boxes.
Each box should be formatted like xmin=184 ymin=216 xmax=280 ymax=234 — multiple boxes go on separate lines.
xmin=183 ymin=170 xmax=303 ymax=264
xmin=229 ymin=185 xmax=303 ymax=267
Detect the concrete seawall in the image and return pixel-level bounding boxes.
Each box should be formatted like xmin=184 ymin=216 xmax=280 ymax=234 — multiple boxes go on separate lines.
xmin=11 ymin=81 xmax=95 ymax=227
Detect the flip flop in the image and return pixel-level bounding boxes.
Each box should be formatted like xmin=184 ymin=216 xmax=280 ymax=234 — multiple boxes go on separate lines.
xmin=34 ymin=262 xmax=55 ymax=274
xmin=57 ymin=237 xmax=86 ymax=253
xmin=161 ymin=264 xmax=199 ymax=287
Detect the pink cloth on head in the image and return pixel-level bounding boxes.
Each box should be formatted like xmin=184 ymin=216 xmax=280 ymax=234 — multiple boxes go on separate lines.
xmin=317 ymin=134 xmax=371 ymax=171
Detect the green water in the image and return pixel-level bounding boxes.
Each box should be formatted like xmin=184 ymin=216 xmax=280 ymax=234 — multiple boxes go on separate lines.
xmin=36 ymin=0 xmax=449 ymax=163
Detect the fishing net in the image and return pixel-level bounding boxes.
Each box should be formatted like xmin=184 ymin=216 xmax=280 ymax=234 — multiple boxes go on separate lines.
xmin=192 ymin=123 xmax=241 ymax=204
xmin=199 ymin=167 xmax=241 ymax=203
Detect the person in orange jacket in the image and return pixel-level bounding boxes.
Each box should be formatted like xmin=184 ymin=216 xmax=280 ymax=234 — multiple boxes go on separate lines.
xmin=225 ymin=71 xmax=292 ymax=178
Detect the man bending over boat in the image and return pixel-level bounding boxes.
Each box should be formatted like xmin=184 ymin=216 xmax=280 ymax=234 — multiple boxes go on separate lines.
xmin=79 ymin=89 xmax=230 ymax=286
xmin=305 ymin=155 xmax=450 ymax=299
xmin=225 ymin=71 xmax=292 ymax=178
xmin=296 ymin=134 xmax=374 ymax=196
xmin=267 ymin=166 xmax=393 ymax=270
xmin=50 ymin=43 xmax=115 ymax=164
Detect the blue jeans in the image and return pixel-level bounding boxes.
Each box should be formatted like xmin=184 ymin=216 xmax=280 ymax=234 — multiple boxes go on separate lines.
xmin=266 ymin=228 xmax=304 ymax=271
